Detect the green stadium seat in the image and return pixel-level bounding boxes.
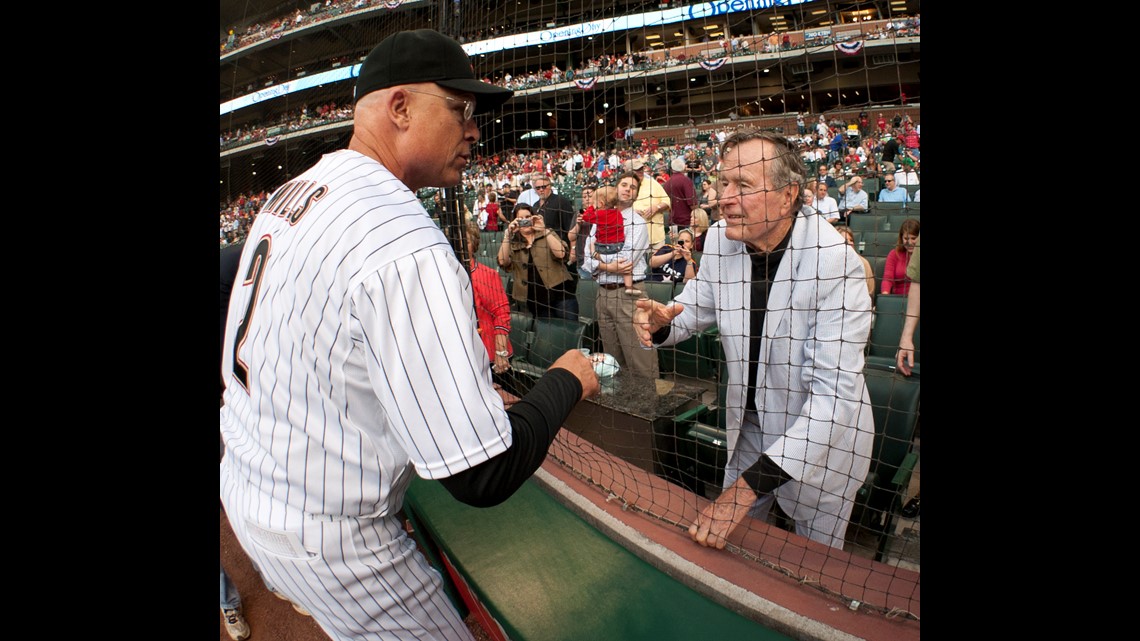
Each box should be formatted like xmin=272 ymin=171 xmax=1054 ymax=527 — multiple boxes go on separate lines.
xmin=862 ymin=177 xmax=880 ymax=199
xmin=869 ymin=201 xmax=905 ymax=214
xmin=870 ymin=255 xmax=888 ymax=294
xmin=658 ymin=325 xmax=722 ymax=383
xmin=641 ymin=280 xmax=676 ymax=305
xmin=849 ymin=213 xmax=886 ymax=234
xmin=670 ymin=360 xmax=728 ymax=498
xmin=513 ymin=317 xmax=586 ymax=381
xmin=864 ymin=294 xmax=919 ymax=376
xmin=576 ymin=278 xmax=597 ymax=322
xmin=508 ymin=310 xmax=534 ymax=365
xmin=575 ymin=278 xmax=600 ymax=353
xmin=476 ymin=253 xmax=498 ymax=270
xmin=857 ymin=230 xmax=899 ymax=259
xmin=853 ymin=368 xmax=920 ymax=553
xmin=884 ymin=214 xmax=919 ymax=234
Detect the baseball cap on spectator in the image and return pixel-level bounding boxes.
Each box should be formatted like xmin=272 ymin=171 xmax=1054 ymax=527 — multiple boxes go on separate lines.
xmin=354 ymin=29 xmax=513 ymax=113
xmin=670 ymin=157 xmax=686 ymax=173
xmin=625 ymin=157 xmax=646 ymax=172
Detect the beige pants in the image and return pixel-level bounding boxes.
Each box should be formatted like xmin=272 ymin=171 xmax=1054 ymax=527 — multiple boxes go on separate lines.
xmin=595 ymin=285 xmax=659 ymax=380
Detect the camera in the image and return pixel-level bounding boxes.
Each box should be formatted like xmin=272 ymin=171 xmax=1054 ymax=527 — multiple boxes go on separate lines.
xmin=517 ymin=218 xmax=533 ymax=227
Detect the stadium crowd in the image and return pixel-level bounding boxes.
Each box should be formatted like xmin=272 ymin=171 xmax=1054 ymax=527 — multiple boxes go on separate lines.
xmin=222 ymin=117 xmax=919 ymax=247
xmin=221 ymin=0 xmax=919 ymax=133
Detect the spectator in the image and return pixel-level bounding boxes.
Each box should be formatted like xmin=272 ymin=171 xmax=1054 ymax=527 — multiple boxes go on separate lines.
xmin=627 ymin=157 xmax=671 ymax=253
xmin=582 ymin=170 xmax=658 ymax=380
xmin=466 ymin=221 xmax=513 ymax=375
xmin=573 ymin=183 xmax=597 ymax=279
xmin=582 ymin=186 xmax=639 ymax=295
xmin=816 ymin=163 xmax=835 ymax=188
xmin=894 ymin=153 xmax=920 ymax=185
xmin=831 ymin=159 xmax=848 ymax=182
xmin=647 ymin=228 xmax=698 ymax=283
xmin=895 ymin=231 xmax=920 ymax=517
xmin=474 ymin=184 xmax=491 ymax=230
xmin=860 ymin=156 xmax=882 ymax=180
xmin=698 ymin=177 xmax=720 ymax=223
xmin=500 ymin=179 xmax=521 ymax=218
xmin=834 ymin=225 xmax=876 ymax=298
xmin=877 ymin=175 xmax=911 ymax=203
xmin=689 ymin=207 xmax=710 ymax=253
xmin=498 ymin=202 xmax=577 ymax=320
xmin=663 ymin=156 xmax=698 ymax=230
xmin=880 ymin=133 xmax=900 ymax=172
xmin=684 ymin=149 xmax=703 ymax=184
xmin=828 ymin=129 xmax=846 ymax=165
xmin=896 ymin=233 xmax=920 ymax=376
xmin=484 ymin=190 xmax=504 ymax=231
xmin=801 ymin=178 xmax=817 ymax=213
xmin=813 ymin=180 xmax=840 ymax=224
xmin=837 ymin=176 xmax=869 ymax=222
xmin=516 ymin=172 xmax=542 ymax=208
xmin=903 ymin=123 xmax=920 ymax=154
xmin=881 ymin=218 xmax=920 ymax=295
xmin=815 ymin=115 xmax=829 ymax=139
xmin=532 ymin=173 xmax=579 ymax=272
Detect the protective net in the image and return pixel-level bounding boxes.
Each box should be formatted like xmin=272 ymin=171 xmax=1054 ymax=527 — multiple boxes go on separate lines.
xmin=221 ymin=0 xmax=920 ymax=625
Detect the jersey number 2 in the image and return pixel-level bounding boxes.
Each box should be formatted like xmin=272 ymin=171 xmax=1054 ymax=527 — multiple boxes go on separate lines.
xmin=232 ymin=236 xmax=271 ymax=391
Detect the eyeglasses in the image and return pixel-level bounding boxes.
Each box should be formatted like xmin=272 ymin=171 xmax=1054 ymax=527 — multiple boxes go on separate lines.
xmin=884 ymin=178 xmax=895 ymax=182
xmin=533 ymin=183 xmax=550 ymax=189
xmin=404 ymin=89 xmax=475 ymax=122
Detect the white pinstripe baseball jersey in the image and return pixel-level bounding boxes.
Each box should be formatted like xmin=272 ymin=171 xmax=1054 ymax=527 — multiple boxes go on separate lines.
xmin=221 ymin=148 xmax=513 ymax=520
xmin=221 ymin=149 xmax=515 ymax=640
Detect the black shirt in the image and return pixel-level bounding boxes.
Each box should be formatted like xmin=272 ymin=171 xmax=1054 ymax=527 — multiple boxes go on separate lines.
xmin=744 ymin=223 xmax=792 ymax=413
xmin=881 ymin=138 xmax=899 ymax=163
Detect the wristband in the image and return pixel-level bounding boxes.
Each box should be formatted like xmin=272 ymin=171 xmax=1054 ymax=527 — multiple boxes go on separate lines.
xmin=496 ymin=350 xmax=510 ymax=357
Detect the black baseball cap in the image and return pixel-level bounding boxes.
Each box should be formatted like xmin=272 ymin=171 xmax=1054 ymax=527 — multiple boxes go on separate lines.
xmin=354 ymin=29 xmax=513 ymax=114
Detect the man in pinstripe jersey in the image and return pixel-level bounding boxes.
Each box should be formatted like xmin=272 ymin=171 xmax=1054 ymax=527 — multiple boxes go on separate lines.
xmin=219 ymin=29 xmax=599 ymax=641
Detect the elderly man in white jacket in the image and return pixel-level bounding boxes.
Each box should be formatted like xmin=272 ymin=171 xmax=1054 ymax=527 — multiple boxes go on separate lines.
xmin=634 ymin=130 xmax=875 ymax=551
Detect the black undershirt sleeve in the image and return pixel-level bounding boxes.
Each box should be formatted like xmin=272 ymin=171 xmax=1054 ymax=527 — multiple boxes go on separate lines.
xmin=651 ymin=326 xmax=671 ymax=344
xmin=439 ymin=368 xmax=582 ymax=507
xmin=740 ymin=453 xmax=793 ymax=496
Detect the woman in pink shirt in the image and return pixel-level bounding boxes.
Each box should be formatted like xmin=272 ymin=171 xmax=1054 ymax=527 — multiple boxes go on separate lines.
xmin=882 ymin=218 xmax=920 ymax=296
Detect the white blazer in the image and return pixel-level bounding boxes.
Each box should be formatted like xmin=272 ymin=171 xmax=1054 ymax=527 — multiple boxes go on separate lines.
xmin=661 ymin=207 xmax=875 ymax=545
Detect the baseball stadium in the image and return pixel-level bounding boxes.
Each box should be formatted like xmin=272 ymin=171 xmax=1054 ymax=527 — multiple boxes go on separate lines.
xmin=220 ymin=2 xmax=921 ymax=640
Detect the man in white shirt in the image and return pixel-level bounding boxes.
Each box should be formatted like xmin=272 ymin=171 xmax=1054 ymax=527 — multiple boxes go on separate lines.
xmin=894 ymin=162 xmax=920 ymax=186
xmin=837 ymin=176 xmax=869 ymax=222
xmin=813 ymin=181 xmax=840 ymax=224
xmin=582 ymin=170 xmax=658 ymax=380
xmin=516 ymin=172 xmax=544 ymax=207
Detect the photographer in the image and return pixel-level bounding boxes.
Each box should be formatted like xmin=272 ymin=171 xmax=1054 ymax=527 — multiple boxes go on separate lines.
xmin=498 ymin=202 xmax=577 ymax=320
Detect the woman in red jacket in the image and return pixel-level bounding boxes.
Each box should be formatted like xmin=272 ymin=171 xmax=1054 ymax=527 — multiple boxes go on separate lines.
xmin=881 ymin=218 xmax=920 ymax=296
xmin=466 ymin=222 xmax=512 ymax=374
